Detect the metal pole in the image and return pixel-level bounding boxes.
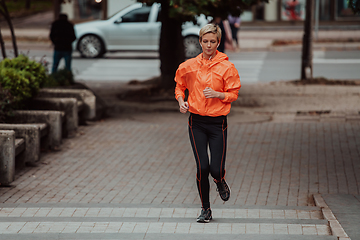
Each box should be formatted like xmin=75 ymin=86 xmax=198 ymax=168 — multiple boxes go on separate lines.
xmin=301 ymin=0 xmax=314 ymax=80
xmin=315 ymin=0 xmax=320 ymax=40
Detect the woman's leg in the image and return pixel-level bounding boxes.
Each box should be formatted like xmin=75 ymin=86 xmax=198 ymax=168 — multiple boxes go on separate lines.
xmin=208 ymin=119 xmax=230 ymax=202
xmin=209 ymin=119 xmax=227 ymax=181
xmin=63 ymin=51 xmax=72 ymax=71
xmin=52 ymin=50 xmax=61 ymax=74
xmin=188 ymin=116 xmax=210 ymax=209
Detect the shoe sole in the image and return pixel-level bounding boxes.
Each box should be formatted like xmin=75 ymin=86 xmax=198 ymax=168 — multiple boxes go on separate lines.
xmin=220 ymin=184 xmax=231 ymax=202
xmin=197 ymin=217 xmax=212 ymax=223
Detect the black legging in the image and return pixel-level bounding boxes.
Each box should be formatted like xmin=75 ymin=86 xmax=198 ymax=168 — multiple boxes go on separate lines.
xmin=188 ymin=113 xmax=227 ymax=209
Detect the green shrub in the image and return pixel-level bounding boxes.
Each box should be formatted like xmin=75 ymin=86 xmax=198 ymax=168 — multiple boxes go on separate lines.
xmin=44 ymin=69 xmax=75 ymax=87
xmin=0 ymin=55 xmax=47 ymax=107
xmin=0 ymin=83 xmax=14 ymax=122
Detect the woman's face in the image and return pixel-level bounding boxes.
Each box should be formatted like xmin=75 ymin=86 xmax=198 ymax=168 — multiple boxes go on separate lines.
xmin=200 ymin=32 xmax=218 ymax=59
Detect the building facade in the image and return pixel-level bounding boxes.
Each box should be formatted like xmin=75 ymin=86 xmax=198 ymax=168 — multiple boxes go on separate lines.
xmin=61 ymin=0 xmax=135 ymax=22
xmin=244 ymin=0 xmax=360 ymax=22
xmin=61 ymin=0 xmax=359 ymax=24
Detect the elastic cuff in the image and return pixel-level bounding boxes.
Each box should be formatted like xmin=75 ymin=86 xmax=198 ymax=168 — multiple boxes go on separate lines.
xmin=203 ymin=202 xmax=210 ymax=210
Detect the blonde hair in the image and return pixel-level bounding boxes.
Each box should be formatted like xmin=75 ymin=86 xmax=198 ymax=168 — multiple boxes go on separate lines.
xmin=199 ymin=24 xmax=221 ymax=42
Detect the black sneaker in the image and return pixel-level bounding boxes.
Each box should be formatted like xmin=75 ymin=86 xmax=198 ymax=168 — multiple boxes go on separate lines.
xmin=197 ymin=208 xmax=212 ymax=223
xmin=214 ymin=178 xmax=230 ymax=201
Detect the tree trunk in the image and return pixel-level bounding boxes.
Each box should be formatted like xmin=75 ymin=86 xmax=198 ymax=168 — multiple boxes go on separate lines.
xmin=25 ymin=0 xmax=31 ymax=9
xmin=0 ymin=26 xmax=7 ymax=59
xmin=301 ymin=0 xmax=314 ymax=80
xmin=54 ymin=0 xmax=61 ymax=20
xmin=159 ymin=0 xmax=185 ymax=89
xmin=102 ymin=0 xmax=108 ymax=20
xmin=0 ymin=0 xmax=18 ymax=57
xmin=5 ymin=17 xmax=18 ymax=57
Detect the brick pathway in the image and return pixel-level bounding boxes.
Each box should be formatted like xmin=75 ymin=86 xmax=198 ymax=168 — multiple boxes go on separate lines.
xmin=0 ymin=112 xmax=359 ymax=239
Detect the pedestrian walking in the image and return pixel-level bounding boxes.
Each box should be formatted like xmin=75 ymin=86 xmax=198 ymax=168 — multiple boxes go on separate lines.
xmin=213 ymin=17 xmax=234 ymax=53
xmin=213 ymin=17 xmax=226 ymax=52
xmin=174 ymin=24 xmax=241 ymax=223
xmin=50 ymin=13 xmax=76 ymax=74
xmin=228 ymin=14 xmax=241 ymax=50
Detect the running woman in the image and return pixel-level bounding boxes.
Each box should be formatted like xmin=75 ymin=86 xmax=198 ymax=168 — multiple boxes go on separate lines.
xmin=174 ymin=24 xmax=241 ymax=223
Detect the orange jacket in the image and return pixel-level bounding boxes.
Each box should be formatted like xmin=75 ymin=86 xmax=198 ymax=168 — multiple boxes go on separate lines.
xmin=174 ymin=51 xmax=241 ymax=117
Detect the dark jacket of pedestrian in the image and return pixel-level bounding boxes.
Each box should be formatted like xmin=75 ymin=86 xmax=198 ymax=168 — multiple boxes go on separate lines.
xmin=50 ymin=14 xmax=76 ymax=51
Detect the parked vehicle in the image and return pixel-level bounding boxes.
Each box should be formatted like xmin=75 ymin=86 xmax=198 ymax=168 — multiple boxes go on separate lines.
xmin=74 ymin=3 xmax=208 ymax=58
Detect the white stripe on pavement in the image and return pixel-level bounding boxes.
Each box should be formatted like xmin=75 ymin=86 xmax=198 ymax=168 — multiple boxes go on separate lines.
xmin=0 ymin=222 xmax=330 ymax=235
xmin=232 ymin=60 xmax=265 ymax=83
xmin=0 ymin=207 xmax=322 ymax=219
xmin=75 ymin=59 xmax=161 ymax=82
xmin=0 ymin=206 xmax=331 ymax=236
xmin=313 ymin=58 xmax=360 ymax=64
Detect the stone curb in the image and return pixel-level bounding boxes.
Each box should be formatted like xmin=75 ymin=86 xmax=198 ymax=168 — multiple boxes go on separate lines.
xmin=313 ymin=194 xmax=350 ymax=240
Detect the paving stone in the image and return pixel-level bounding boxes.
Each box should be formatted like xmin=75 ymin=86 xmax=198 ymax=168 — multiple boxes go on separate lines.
xmin=302 ymin=224 xmax=318 ymax=235
xmin=175 ymin=222 xmax=191 ymax=234
xmin=231 ymin=223 xmax=246 ymax=234
xmin=274 ymin=224 xmax=288 ymax=234
xmin=147 ymin=222 xmax=163 ymax=233
xmin=18 ymin=222 xmax=40 ymax=234
xmin=288 ymin=224 xmax=303 ymax=235
xmin=217 ymin=223 xmax=232 ymax=234
xmin=246 ymin=223 xmax=260 ymax=234
xmin=0 ymin=116 xmax=358 ymax=239
xmin=260 ymin=223 xmax=274 ymax=234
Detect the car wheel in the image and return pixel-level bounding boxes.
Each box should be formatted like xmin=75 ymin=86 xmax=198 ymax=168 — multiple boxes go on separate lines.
xmin=78 ymin=35 xmax=105 ymax=58
xmin=184 ymin=35 xmax=202 ymax=59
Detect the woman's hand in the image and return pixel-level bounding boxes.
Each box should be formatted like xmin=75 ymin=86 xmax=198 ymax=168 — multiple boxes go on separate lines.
xmin=177 ymin=97 xmax=189 ymax=113
xmin=179 ymin=101 xmax=189 ymax=113
xmin=203 ymin=87 xmax=225 ymax=100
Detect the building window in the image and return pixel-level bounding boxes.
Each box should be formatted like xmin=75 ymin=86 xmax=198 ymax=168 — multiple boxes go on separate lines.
xmin=255 ymin=3 xmax=265 ymax=21
xmin=336 ymin=0 xmax=360 ymax=18
xmin=281 ymin=0 xmax=306 ymax=21
xmin=319 ymin=0 xmax=331 ymax=21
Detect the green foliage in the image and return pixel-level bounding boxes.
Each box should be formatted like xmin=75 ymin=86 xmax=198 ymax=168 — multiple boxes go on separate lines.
xmin=348 ymin=0 xmax=360 ymax=14
xmin=0 ymin=82 xmax=14 ymax=122
xmin=44 ymin=69 xmax=75 ymax=87
xmin=0 ymin=55 xmax=47 ymax=107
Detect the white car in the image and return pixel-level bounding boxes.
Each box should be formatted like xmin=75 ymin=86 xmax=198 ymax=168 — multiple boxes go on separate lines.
xmin=74 ymin=2 xmax=208 ymax=58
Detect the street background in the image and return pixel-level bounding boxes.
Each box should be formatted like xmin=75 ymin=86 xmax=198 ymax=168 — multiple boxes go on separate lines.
xmin=0 ymin=10 xmax=360 ymax=240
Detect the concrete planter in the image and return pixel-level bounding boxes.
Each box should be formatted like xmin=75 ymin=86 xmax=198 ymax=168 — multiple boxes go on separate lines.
xmin=37 ymin=89 xmax=96 ymax=121
xmin=0 ymin=130 xmax=16 ymax=186
xmin=30 ymin=98 xmax=78 ymax=137
xmin=7 ymin=110 xmax=64 ymax=149
xmin=0 ymin=123 xmax=48 ymax=167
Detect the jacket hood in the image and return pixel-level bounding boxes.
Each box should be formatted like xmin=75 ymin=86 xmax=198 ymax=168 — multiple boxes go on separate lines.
xmin=196 ymin=51 xmax=229 ymax=67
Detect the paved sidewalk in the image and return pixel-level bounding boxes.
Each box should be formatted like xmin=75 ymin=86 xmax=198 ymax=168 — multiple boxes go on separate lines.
xmin=0 ymin=110 xmax=359 ymax=239
xmin=322 ymin=194 xmax=360 ymax=239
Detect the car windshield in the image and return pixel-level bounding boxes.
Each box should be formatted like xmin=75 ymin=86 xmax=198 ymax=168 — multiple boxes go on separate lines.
xmin=107 ymin=9 xmax=122 ymax=20
xmin=106 ymin=4 xmax=141 ymax=20
xmin=107 ymin=4 xmax=152 ymax=22
xmin=121 ymin=6 xmax=151 ymax=22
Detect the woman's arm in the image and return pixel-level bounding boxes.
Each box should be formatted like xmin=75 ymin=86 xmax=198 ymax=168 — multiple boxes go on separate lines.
xmin=220 ymin=66 xmax=241 ymax=103
xmin=203 ymin=87 xmax=225 ymax=100
xmin=177 ymin=96 xmax=189 ymax=113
